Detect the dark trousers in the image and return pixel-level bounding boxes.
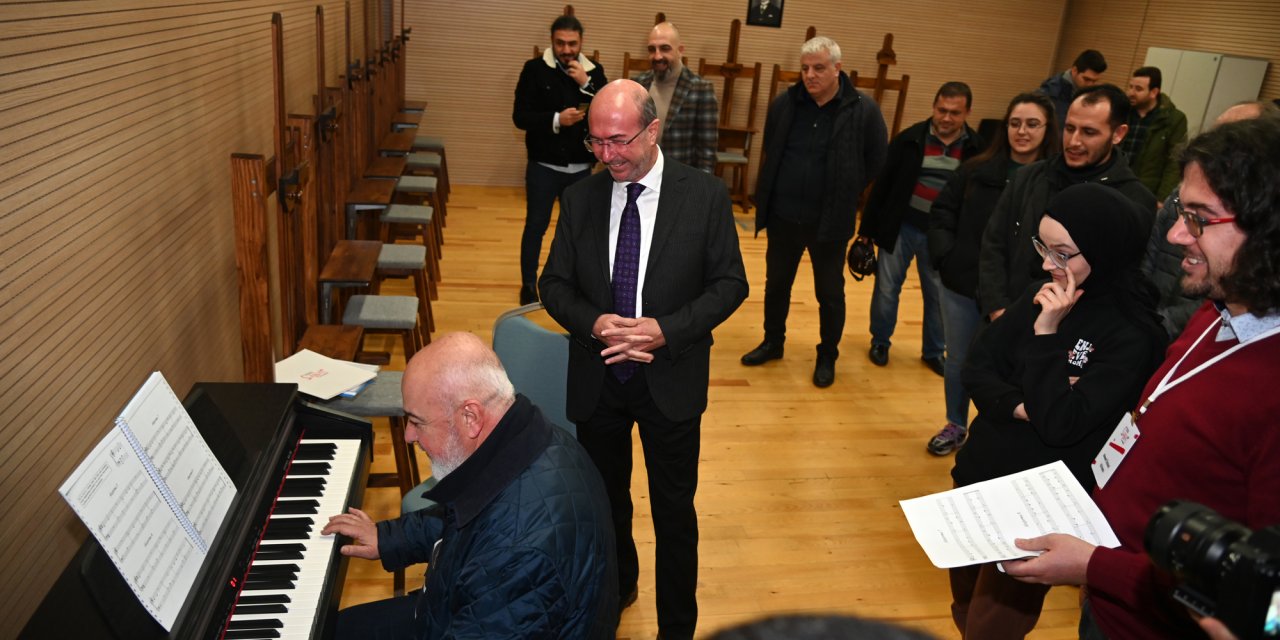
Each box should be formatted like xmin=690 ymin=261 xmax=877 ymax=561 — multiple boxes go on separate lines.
xmin=335 ymin=593 xmax=418 ymax=640
xmin=948 ymin=561 xmax=1051 ymax=639
xmin=763 ymin=218 xmax=849 ymax=357
xmin=576 ymin=368 xmax=700 ymax=639
xmin=522 ymin=162 xmax=590 ymax=287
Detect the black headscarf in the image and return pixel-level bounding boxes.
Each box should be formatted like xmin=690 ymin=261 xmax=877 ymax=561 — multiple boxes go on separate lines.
xmin=1041 ymin=183 xmax=1166 ymax=338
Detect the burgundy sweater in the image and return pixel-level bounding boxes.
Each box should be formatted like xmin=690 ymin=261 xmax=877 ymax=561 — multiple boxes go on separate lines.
xmin=1087 ymin=303 xmax=1280 ymax=638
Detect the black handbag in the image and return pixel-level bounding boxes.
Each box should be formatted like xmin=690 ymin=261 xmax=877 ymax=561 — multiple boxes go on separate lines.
xmin=847 ymin=238 xmax=877 ymax=282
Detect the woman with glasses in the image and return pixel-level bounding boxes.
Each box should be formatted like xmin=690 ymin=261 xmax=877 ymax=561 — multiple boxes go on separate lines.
xmin=925 ymin=93 xmax=1059 ymax=456
xmin=944 ymin=183 xmax=1168 ymax=639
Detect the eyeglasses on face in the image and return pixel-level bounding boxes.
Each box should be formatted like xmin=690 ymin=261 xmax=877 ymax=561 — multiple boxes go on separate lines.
xmin=1032 ymin=235 xmax=1081 ymax=270
xmin=1171 ymin=194 xmax=1236 ymax=238
xmin=584 ymin=126 xmax=647 ymax=152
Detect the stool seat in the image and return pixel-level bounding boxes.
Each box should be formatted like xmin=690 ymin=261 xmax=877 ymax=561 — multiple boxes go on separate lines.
xmin=378 ymin=243 xmax=427 ymax=269
xmin=406 ymin=151 xmax=442 ymax=170
xmin=343 ymin=295 xmax=420 ymax=330
xmin=412 ymin=135 xmax=445 ymax=150
xmin=717 ymin=151 xmax=749 ymax=164
xmin=396 ymin=175 xmax=438 ymax=194
xmin=381 ymin=203 xmax=433 ymax=225
xmin=322 ymin=370 xmax=404 ymax=416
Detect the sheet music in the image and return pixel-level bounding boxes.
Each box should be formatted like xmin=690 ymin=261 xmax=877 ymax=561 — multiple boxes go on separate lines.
xmin=58 ymin=372 xmax=237 ymax=630
xmin=117 ymin=372 xmax=236 ymax=545
xmin=899 ymin=460 xmax=1120 ymax=568
xmin=59 ymin=429 xmax=204 ymax=630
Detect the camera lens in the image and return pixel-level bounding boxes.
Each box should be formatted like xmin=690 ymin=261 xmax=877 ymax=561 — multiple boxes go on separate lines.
xmin=1146 ymin=500 xmax=1251 ymax=593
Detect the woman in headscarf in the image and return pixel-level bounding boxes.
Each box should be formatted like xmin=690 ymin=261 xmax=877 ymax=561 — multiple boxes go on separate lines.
xmin=946 ymin=183 xmax=1169 ymax=639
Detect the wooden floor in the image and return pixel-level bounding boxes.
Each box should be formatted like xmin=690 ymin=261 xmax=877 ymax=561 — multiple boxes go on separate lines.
xmin=338 ymin=185 xmax=1082 ymax=638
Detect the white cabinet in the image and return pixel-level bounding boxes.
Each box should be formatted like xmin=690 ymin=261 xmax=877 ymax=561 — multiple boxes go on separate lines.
xmin=1143 ymin=47 xmax=1268 ymax=135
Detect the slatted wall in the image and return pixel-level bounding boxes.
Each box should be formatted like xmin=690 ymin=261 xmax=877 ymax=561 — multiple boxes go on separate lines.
xmin=0 ymin=2 xmax=370 ymax=635
xmin=1056 ymin=0 xmax=1280 ymax=102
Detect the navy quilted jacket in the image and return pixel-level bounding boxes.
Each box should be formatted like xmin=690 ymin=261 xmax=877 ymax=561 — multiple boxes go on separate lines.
xmin=376 ymin=395 xmax=618 ymax=638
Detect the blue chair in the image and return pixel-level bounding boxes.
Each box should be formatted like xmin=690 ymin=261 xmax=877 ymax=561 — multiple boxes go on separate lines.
xmin=392 ymin=303 xmax=571 ymax=594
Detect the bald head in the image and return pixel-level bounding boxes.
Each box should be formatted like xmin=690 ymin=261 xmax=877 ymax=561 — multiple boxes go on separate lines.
xmin=588 ymin=80 xmax=661 ymax=183
xmin=1215 ymin=101 xmax=1266 ymax=126
xmin=647 ymin=22 xmax=685 ymax=80
xmin=404 ymin=332 xmax=514 ymax=420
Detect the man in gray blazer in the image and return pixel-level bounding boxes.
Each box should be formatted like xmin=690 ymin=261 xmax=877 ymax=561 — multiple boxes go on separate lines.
xmin=539 ymin=79 xmax=748 ymax=640
xmin=631 ymin=22 xmax=719 ymax=173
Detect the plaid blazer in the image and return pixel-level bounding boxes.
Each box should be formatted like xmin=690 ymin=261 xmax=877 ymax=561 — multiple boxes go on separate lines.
xmin=634 ymin=67 xmax=719 ymax=173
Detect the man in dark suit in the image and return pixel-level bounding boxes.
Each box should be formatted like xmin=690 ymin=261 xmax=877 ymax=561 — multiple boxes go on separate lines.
xmin=539 ymin=79 xmax=749 ymax=640
xmin=632 ymin=22 xmax=719 ymax=173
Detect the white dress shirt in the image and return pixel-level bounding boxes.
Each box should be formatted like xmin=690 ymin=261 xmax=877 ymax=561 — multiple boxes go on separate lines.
xmin=608 ymin=150 xmax=665 ymax=315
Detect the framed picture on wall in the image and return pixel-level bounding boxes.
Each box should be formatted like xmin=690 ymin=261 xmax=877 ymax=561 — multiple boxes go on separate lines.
xmin=746 ymin=0 xmax=783 ymax=27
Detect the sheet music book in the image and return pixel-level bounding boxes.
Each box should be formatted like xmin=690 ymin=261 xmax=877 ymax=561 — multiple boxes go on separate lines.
xmin=59 ymin=372 xmax=237 ymax=630
xmin=899 ymin=460 xmax=1119 ymax=569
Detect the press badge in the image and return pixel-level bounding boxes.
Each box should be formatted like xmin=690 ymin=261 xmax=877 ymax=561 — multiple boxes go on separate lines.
xmin=1091 ymin=412 xmax=1140 ymax=488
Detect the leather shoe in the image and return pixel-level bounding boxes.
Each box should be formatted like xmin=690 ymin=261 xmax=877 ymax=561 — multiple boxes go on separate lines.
xmin=519 ymin=284 xmax=538 ymax=306
xmin=813 ymin=354 xmax=836 ymax=387
xmin=868 ymin=344 xmax=889 ymax=366
xmin=740 ymin=340 xmax=783 ymax=366
xmin=922 ymin=355 xmax=946 ymax=377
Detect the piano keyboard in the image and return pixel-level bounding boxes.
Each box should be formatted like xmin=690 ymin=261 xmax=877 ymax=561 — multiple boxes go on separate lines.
xmin=223 ymin=438 xmax=361 ymax=640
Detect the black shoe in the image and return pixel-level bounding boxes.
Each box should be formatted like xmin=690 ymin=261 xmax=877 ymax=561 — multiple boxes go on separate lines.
xmin=741 ymin=340 xmax=784 ymax=366
xmin=868 ymin=344 xmax=889 ymax=366
xmin=813 ymin=354 xmax=836 ymax=387
xmin=519 ymin=284 xmax=538 ymax=305
xmin=620 ymin=586 xmax=638 ymax=611
xmin=922 ymin=355 xmax=946 ymax=377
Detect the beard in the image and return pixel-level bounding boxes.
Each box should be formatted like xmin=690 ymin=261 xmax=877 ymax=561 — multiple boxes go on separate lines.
xmin=426 ymin=422 xmax=470 ymax=480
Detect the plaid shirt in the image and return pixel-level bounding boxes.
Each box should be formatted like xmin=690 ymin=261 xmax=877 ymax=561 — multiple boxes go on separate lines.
xmin=634 ymin=66 xmax=719 ymax=172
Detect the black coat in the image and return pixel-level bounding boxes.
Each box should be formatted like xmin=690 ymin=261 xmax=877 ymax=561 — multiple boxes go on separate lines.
xmin=859 ymin=118 xmax=985 ymax=253
xmin=754 ymin=72 xmax=887 ymax=242
xmin=928 ymin=154 xmax=1014 ymax=299
xmin=512 ymin=52 xmax=607 ymax=167
xmin=953 ymin=282 xmax=1166 ymax=490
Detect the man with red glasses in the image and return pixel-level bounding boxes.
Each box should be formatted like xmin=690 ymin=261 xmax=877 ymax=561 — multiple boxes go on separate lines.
xmin=1002 ymin=116 xmax=1280 ymax=640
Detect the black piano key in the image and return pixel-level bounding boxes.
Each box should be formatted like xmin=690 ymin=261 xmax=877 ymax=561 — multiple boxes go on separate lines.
xmin=247 ymin=573 xmax=297 ymax=585
xmin=261 ymin=528 xmax=309 ymax=541
xmin=271 ymin=500 xmax=319 ymax=515
xmin=236 ymin=594 xmax=292 ymax=605
xmin=241 ymin=579 xmax=295 ymax=591
xmin=286 ymin=462 xmax=331 ymax=476
xmin=253 ymin=549 xmax=304 ymax=561
xmin=256 ymin=543 xmax=306 ymax=553
xmin=278 ymin=484 xmax=323 ymax=498
xmin=228 ymin=619 xmax=284 ymax=630
xmin=248 ymin=563 xmax=300 ymax=575
xmin=224 ymin=628 xmax=282 ymax=639
xmin=295 ymin=443 xmax=337 ymax=460
xmin=233 ymin=604 xmax=289 ymax=615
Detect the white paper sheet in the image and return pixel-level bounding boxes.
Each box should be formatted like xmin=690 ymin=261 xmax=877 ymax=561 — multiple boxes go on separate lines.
xmin=274 ymin=349 xmax=378 ymax=400
xmin=900 ymin=460 xmax=1120 ymax=568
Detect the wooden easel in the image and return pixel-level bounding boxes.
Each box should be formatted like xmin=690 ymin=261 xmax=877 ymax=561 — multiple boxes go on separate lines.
xmin=699 ymin=19 xmax=762 ymax=213
xmin=854 ymin=34 xmax=911 ymax=137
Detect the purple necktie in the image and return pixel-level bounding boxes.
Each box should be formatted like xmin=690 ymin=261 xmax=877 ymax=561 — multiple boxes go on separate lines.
xmin=610 ymin=182 xmax=645 ymax=382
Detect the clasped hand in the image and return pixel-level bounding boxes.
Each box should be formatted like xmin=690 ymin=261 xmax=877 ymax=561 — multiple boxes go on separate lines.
xmin=594 ymin=314 xmax=665 ymax=364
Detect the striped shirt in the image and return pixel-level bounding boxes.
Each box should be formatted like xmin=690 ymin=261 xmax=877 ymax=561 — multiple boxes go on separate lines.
xmin=904 ymin=126 xmax=967 ymax=229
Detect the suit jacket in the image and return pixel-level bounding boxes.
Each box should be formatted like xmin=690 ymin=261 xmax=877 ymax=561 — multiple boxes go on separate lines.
xmin=633 ymin=67 xmax=719 ymax=173
xmin=539 ymin=157 xmax=749 ymax=423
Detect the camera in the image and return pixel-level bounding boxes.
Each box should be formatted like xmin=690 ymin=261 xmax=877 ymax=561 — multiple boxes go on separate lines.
xmin=1145 ymin=500 xmax=1280 ymax=639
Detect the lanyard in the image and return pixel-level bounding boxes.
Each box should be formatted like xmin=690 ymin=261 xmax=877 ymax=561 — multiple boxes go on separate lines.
xmin=1138 ymin=317 xmax=1280 ymax=415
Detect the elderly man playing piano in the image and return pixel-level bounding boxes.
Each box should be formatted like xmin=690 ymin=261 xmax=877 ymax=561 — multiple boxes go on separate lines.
xmin=322 ymin=332 xmax=618 ymax=638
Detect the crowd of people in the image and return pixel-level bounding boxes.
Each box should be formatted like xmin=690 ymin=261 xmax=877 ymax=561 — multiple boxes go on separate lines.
xmin=320 ymin=14 xmax=1280 ymax=640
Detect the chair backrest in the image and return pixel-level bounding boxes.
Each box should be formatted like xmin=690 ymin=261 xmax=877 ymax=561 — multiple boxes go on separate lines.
xmin=492 ymin=303 xmax=573 ymax=437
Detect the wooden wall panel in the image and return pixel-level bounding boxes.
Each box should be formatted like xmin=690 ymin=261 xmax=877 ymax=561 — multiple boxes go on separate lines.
xmin=402 ymin=0 xmax=1069 ymax=188
xmin=1056 ymin=0 xmax=1279 ymax=102
xmin=0 ymin=2 xmax=369 ymax=635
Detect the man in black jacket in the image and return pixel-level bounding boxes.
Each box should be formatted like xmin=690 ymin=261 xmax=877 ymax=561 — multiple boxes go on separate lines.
xmin=979 ymin=84 xmax=1156 ymax=320
xmin=513 ymin=15 xmax=607 ymax=305
xmin=857 ymin=82 xmax=984 ymax=374
xmin=740 ymin=36 xmax=888 ymax=388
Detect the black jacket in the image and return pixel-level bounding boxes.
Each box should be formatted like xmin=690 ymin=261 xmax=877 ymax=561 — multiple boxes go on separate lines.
xmin=977 ymin=153 xmax=1156 ymax=316
xmin=953 ymin=282 xmax=1167 ymax=490
xmin=859 ymin=118 xmax=985 ymax=253
xmin=512 ymin=51 xmax=607 ymax=166
xmin=928 ymin=154 xmax=1015 ymax=298
xmin=377 ymin=396 xmax=619 ymax=638
xmin=754 ymin=72 xmax=888 ymax=242
xmin=1141 ymin=189 xmax=1203 ymax=337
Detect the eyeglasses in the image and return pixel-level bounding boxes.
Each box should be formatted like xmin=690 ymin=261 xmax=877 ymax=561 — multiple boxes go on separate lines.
xmin=584 ymin=127 xmax=647 ymax=152
xmin=1032 ymin=235 xmax=1081 ymax=270
xmin=1008 ymin=118 xmax=1045 ymax=131
xmin=1171 ymin=194 xmax=1236 ymax=238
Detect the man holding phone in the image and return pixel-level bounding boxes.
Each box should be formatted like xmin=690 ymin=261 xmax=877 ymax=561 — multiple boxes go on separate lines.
xmin=513 ymin=15 xmax=607 ymax=306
